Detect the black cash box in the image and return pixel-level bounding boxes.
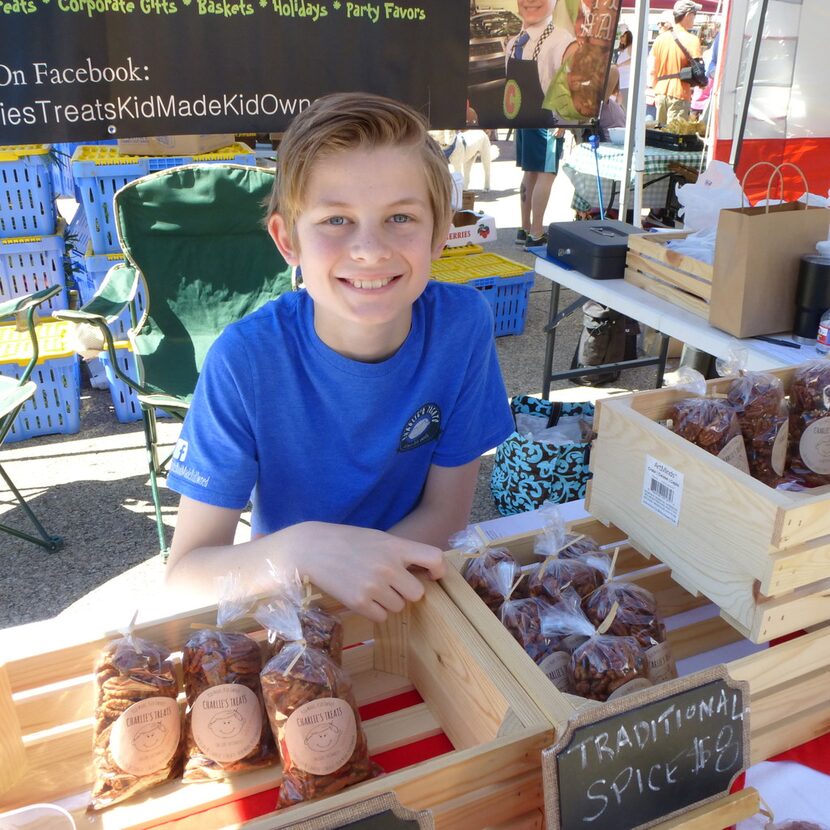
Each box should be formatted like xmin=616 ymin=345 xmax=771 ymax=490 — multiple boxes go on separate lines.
xmin=546 ymin=219 xmax=648 ymax=280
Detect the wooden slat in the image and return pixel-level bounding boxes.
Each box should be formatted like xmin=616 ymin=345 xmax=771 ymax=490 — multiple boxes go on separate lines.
xmin=752 ymin=576 xmax=830 ymax=641
xmin=665 ymin=614 xmax=745 ymax=661
xmin=626 ymin=250 xmax=712 ymax=300
xmin=0 ymin=666 xmax=25 ymax=793
xmin=726 ymin=625 xmax=830 ymax=695
xmin=649 ymin=788 xmax=760 ymax=830
xmin=238 ymin=731 xmax=553 ymax=829
xmin=485 ymin=809 xmax=544 ymax=830
xmin=626 ymin=241 xmax=714 ymax=283
xmin=406 ymin=579 xmax=537 ymax=750
xmin=748 ymin=670 xmax=830 ymax=738
xmin=434 ymin=770 xmax=543 ymax=829
xmin=766 ymin=535 xmax=830 ymax=594
xmin=439 ymin=562 xmax=579 ymax=730
xmin=750 ymin=701 xmax=830 ymax=764
xmin=624 ymin=267 xmax=709 ymax=318
xmin=624 ymin=564 xmax=710 ymax=617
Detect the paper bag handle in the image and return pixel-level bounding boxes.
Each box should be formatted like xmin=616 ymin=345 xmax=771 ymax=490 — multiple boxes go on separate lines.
xmin=740 ymin=161 xmax=810 ymax=211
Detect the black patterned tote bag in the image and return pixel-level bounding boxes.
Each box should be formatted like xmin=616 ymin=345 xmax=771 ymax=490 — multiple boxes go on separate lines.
xmin=490 ymin=396 xmax=594 ymax=516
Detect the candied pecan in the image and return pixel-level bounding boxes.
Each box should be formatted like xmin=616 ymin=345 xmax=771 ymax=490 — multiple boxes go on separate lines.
xmin=270 ymin=606 xmax=343 ymax=665
xmin=583 ymin=582 xmax=665 ymax=648
xmin=670 ymin=398 xmax=743 ymax=456
xmin=529 ymin=557 xmax=604 ymax=602
xmin=463 ymin=547 xmax=526 ymax=613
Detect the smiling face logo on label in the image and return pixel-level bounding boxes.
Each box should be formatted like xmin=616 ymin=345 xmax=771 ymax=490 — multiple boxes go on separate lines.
xmin=399 ymin=403 xmax=441 ymax=452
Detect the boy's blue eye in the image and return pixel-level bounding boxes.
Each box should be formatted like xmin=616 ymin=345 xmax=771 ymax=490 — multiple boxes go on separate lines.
xmin=391 ymin=214 xmax=410 ymax=224
xmin=327 ymin=216 xmax=346 ymax=226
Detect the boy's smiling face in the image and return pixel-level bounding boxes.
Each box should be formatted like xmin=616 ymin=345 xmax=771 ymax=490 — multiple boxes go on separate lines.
xmin=269 ymin=145 xmax=444 ymax=361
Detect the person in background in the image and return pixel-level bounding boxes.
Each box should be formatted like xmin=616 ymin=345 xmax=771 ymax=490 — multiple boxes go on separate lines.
xmin=649 ymin=0 xmax=704 ymax=124
xmin=615 ymin=30 xmax=633 ymax=111
xmin=581 ymin=65 xmax=626 ymax=145
xmin=506 ymin=0 xmax=577 ymax=250
xmin=645 ymin=11 xmax=675 ymax=119
xmin=690 ymin=35 xmax=715 ymax=121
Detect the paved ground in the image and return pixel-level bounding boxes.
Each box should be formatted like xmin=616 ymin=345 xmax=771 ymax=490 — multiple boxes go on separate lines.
xmin=0 ymin=136 xmax=666 ymax=631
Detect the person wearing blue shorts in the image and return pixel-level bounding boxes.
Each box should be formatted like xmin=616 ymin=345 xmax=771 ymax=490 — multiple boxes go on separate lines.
xmin=515 ymin=127 xmax=565 ymax=250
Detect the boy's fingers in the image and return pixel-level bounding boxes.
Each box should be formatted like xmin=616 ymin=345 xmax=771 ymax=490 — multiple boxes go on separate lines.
xmin=357 ymin=598 xmax=389 ymax=624
xmin=372 ymin=584 xmax=407 ymax=615
xmin=404 ymin=544 xmax=446 ymax=580
xmin=390 ymin=570 xmax=425 ymax=604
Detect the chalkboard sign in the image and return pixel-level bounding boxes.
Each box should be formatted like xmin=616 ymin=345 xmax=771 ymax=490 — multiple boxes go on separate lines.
xmin=284 ymin=792 xmax=434 ymax=829
xmin=543 ymin=667 xmax=749 ymax=830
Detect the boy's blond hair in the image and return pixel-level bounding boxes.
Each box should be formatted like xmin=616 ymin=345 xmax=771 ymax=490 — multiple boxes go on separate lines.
xmin=267 ymin=92 xmax=454 ymax=248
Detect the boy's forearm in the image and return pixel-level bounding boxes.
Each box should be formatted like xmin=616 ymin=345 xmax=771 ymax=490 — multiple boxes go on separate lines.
xmin=164 ymin=524 xmax=305 ymax=603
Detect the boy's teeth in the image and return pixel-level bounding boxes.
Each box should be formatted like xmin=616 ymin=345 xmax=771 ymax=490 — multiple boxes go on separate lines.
xmin=351 ymin=277 xmax=391 ymax=289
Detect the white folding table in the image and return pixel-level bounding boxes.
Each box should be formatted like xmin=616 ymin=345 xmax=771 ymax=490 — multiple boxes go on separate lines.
xmin=534 ymin=252 xmax=811 ymax=398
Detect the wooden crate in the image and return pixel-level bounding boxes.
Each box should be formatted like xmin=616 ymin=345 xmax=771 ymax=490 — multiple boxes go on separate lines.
xmin=624 ymin=231 xmax=713 ymax=318
xmin=0 ymin=580 xmax=554 ymax=830
xmin=585 ymin=366 xmax=830 ymax=642
xmin=441 ymin=517 xmax=830 ymax=825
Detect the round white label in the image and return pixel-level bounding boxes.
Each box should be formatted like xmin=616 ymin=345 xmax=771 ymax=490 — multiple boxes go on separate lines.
xmin=536 ymin=651 xmax=571 ymax=691
xmin=110 ymin=697 xmax=180 ymax=776
xmin=799 ymin=417 xmax=830 ymax=474
xmin=191 ymin=683 xmax=262 ymax=764
xmin=282 ymin=697 xmax=357 ymax=776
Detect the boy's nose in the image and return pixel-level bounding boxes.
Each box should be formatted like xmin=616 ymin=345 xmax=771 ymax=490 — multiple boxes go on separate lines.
xmin=350 ymin=226 xmax=392 ymax=261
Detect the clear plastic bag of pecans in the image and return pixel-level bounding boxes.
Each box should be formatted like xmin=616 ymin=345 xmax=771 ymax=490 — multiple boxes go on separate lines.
xmin=181 ymin=573 xmax=278 ymax=783
xmin=583 ymin=581 xmax=677 ymax=684
xmin=260 ymin=562 xmax=344 ymax=664
xmin=256 ymin=584 xmax=379 ymax=808
xmin=540 ymin=600 xmax=651 ymax=702
xmin=667 ymin=368 xmax=750 ymax=474
xmin=787 ymin=360 xmax=830 ymax=488
xmin=717 ymin=345 xmax=790 ymax=486
xmin=89 ymin=618 xmax=183 ymax=810
xmin=527 ymin=516 xmax=606 ymax=603
xmin=453 ymin=526 xmax=528 ymax=613
xmin=531 ymin=502 xmax=613 ymax=578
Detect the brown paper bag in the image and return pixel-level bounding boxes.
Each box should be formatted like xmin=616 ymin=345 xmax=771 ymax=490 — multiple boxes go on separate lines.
xmin=710 ymin=164 xmax=830 ymax=338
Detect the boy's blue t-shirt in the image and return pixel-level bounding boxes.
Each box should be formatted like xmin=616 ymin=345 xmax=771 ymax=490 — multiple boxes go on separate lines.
xmin=166 ymin=280 xmax=514 ymax=537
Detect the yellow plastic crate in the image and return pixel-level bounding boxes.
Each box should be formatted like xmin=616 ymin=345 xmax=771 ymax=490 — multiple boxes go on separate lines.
xmin=430 ymin=252 xmax=531 ymax=283
xmin=0 ymin=319 xmax=75 ymax=366
xmin=0 ymin=145 xmax=51 ymax=162
xmin=439 ymin=243 xmax=484 ymax=258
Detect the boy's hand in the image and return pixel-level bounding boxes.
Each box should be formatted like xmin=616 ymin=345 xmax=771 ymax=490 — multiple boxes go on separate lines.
xmin=287 ymin=522 xmax=446 ymax=623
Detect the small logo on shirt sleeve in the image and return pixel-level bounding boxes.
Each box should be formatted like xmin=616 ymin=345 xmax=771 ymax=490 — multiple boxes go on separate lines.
xmin=399 ymin=403 xmax=441 ymax=452
xmin=173 ymin=439 xmax=189 ymax=462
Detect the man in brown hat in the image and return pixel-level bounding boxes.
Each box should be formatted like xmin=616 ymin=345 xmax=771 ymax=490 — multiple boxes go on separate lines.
xmin=649 ymin=0 xmax=703 ymax=123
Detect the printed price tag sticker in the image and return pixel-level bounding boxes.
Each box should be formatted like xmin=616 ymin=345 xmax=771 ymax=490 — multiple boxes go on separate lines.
xmin=642 ymin=456 xmax=683 ymax=526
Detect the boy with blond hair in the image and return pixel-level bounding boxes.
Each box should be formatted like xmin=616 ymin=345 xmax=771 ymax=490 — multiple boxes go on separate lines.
xmin=165 ymin=92 xmax=514 ymax=621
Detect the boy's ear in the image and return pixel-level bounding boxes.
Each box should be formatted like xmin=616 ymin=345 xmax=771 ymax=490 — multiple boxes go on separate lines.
xmin=267 ymin=213 xmax=300 ymax=267
xmin=430 ymin=220 xmax=451 ymax=261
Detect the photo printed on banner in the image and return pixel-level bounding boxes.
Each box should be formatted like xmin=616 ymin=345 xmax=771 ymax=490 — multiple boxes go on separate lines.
xmin=467 ymin=0 xmax=622 ymax=129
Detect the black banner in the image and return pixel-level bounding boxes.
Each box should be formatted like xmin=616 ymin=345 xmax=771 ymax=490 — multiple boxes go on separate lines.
xmin=1 ymin=0 xmax=469 ymax=142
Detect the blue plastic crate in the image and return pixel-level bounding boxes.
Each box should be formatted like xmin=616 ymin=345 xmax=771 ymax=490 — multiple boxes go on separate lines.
xmin=80 ymin=247 xmax=144 ymax=339
xmin=99 ymin=343 xmax=170 ymax=423
xmin=71 ymin=143 xmax=256 ymax=254
xmin=0 ymin=146 xmax=57 ymax=238
xmin=0 ymin=224 xmax=69 ymax=315
xmin=50 ymin=140 xmax=117 ymax=199
xmin=0 ymin=319 xmax=81 ymax=442
xmin=470 ymin=272 xmax=535 ymax=337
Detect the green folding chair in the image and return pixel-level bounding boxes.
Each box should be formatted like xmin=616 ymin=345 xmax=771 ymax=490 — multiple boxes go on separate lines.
xmin=55 ymin=164 xmax=292 ymax=556
xmin=0 ymin=285 xmax=65 ymax=551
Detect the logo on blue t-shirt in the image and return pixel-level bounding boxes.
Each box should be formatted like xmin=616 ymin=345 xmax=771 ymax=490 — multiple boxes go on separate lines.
xmin=399 ymin=403 xmax=441 ymax=452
